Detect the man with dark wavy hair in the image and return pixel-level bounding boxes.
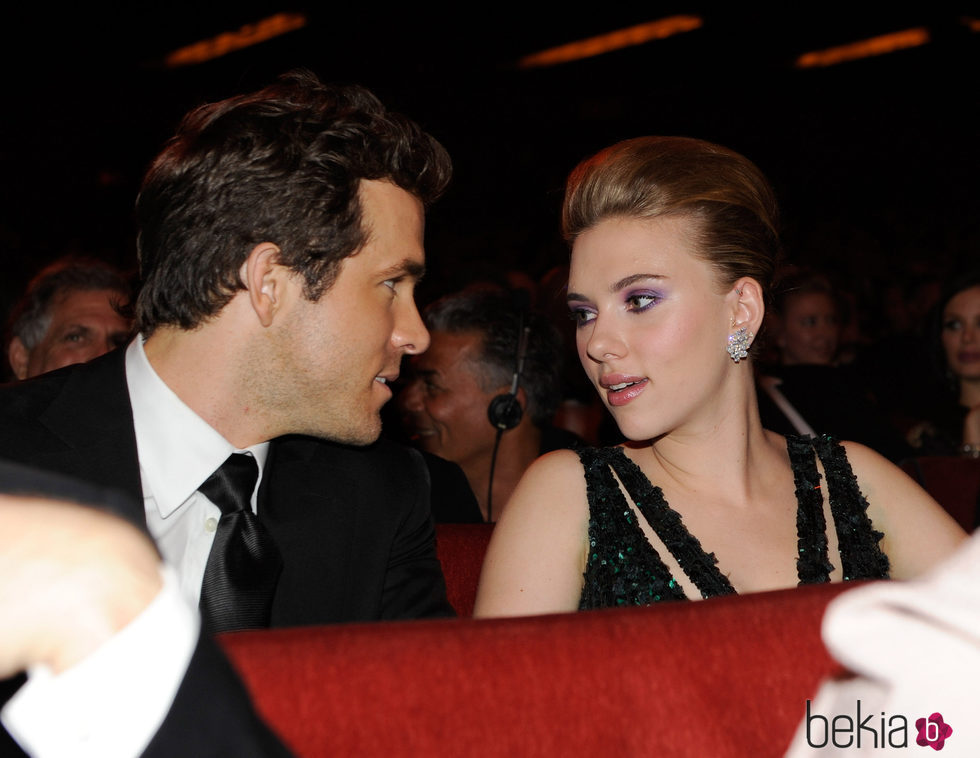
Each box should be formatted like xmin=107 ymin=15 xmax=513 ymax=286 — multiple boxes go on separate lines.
xmin=0 ymin=70 xmax=454 ymax=756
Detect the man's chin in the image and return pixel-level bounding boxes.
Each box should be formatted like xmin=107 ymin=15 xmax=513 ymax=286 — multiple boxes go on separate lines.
xmin=304 ymin=415 xmax=382 ymax=448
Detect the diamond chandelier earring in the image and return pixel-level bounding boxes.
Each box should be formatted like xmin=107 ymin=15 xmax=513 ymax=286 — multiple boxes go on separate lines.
xmin=726 ymin=326 xmax=753 ymax=363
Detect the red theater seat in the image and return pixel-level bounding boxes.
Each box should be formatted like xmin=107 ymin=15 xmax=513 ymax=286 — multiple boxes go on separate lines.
xmin=435 ymin=522 xmax=494 ymax=617
xmin=220 ymin=518 xmax=855 ymax=758
xmin=900 ymin=455 xmax=980 ymax=532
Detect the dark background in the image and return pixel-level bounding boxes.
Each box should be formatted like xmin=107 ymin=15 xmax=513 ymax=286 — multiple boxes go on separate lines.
xmin=2 ymin=4 xmax=977 ymax=316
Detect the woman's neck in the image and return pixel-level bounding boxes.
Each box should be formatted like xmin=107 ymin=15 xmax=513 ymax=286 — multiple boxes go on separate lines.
xmin=637 ymin=387 xmax=783 ymax=504
xmin=960 ymin=376 xmax=980 ymax=409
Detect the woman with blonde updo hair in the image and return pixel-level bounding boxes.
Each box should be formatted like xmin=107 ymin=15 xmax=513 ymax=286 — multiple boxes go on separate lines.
xmin=474 ymin=136 xmax=964 ymax=617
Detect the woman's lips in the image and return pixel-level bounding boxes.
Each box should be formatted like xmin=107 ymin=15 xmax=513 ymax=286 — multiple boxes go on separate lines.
xmin=603 ymin=377 xmax=649 ymax=407
xmin=957 ymin=350 xmax=980 ymax=365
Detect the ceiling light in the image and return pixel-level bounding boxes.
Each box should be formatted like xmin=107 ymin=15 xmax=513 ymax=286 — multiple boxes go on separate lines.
xmin=795 ymin=28 xmax=930 ymax=69
xmin=518 ymin=15 xmax=703 ymax=69
xmin=165 ymin=13 xmax=307 ymax=67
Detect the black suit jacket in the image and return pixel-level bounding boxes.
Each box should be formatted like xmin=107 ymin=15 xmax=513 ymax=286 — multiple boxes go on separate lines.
xmin=0 ymin=457 xmax=293 ymax=757
xmin=0 ymin=347 xmax=454 ymax=625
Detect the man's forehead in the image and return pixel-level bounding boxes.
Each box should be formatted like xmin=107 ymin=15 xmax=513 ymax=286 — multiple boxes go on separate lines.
xmin=420 ymin=330 xmax=484 ymax=366
xmin=50 ymin=288 xmax=128 ymax=313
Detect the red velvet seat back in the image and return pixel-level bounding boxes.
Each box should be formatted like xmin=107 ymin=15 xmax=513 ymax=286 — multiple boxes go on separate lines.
xmin=435 ymin=522 xmax=494 ymax=616
xmin=220 ymin=581 xmax=851 ymax=758
xmin=900 ymin=455 xmax=980 ymax=532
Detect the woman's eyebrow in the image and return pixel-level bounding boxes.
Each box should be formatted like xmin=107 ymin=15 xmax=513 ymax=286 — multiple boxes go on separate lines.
xmin=611 ymin=273 xmax=665 ymax=292
xmin=566 ymin=273 xmax=666 ymax=303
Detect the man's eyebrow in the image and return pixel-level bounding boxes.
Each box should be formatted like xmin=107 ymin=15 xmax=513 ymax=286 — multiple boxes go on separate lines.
xmin=566 ymin=273 xmax=665 ymax=303
xmin=381 ymin=259 xmax=426 ymax=281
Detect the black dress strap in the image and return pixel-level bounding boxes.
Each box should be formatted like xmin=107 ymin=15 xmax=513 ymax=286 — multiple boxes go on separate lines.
xmin=578 ymin=448 xmax=687 ymax=607
xmin=605 ymin=449 xmax=736 ymax=599
xmin=786 ymin=434 xmax=835 ymax=584
xmin=811 ymin=435 xmax=890 ymax=580
xmin=580 ymin=447 xmax=735 ymax=601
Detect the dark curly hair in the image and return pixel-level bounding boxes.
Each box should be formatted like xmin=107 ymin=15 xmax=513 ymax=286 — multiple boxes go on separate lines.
xmin=135 ymin=69 xmax=452 ymax=335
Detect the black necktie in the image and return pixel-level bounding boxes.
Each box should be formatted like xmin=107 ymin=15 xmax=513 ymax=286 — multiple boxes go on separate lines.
xmin=198 ymin=453 xmax=283 ymax=634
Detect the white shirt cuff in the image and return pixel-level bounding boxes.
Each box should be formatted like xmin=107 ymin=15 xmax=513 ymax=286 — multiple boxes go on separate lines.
xmin=2 ymin=565 xmax=200 ymax=758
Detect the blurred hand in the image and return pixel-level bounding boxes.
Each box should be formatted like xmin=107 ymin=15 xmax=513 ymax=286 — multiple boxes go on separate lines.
xmin=0 ymin=496 xmax=162 ymax=677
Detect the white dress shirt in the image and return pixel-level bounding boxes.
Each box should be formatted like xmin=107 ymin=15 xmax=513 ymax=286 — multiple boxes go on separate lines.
xmin=126 ymin=337 xmax=269 ymax=607
xmin=3 ymin=338 xmax=272 ymax=757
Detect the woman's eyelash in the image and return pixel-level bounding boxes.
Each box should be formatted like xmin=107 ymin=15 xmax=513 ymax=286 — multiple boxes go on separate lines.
xmin=568 ymin=307 xmax=596 ymax=326
xmin=625 ymin=292 xmax=662 ymax=311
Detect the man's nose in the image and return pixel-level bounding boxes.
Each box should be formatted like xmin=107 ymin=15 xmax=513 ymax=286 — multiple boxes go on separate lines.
xmin=393 ymin=301 xmax=430 ymax=356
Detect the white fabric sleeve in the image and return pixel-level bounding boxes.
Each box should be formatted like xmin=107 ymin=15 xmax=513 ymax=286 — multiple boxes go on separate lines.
xmin=785 ymin=532 xmax=980 ymax=757
xmin=2 ymin=565 xmax=200 ymax=758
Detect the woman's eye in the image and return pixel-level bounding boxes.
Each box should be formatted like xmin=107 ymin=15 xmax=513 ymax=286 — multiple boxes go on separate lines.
xmin=943 ymin=318 xmax=961 ymax=332
xmin=569 ymin=308 xmax=596 ymax=326
xmin=625 ymin=293 xmax=659 ymax=311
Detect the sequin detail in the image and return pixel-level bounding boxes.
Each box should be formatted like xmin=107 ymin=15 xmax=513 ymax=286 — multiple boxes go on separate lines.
xmin=578 ymin=435 xmax=890 ymax=610
xmin=811 ymin=434 xmax=890 ymax=582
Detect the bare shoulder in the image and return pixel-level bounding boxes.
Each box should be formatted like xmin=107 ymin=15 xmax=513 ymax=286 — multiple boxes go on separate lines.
xmin=524 ymin=446 xmax=587 ymax=477
xmin=492 ymin=447 xmax=590 ymax=527
xmin=839 ymin=437 xmax=939 ymax=512
xmin=837 ymin=439 xmax=903 ymax=486
xmin=838 ymin=439 xmax=967 ymax=578
xmin=473 ymin=448 xmax=591 ymax=617
xmin=513 ymin=447 xmax=588 ymax=495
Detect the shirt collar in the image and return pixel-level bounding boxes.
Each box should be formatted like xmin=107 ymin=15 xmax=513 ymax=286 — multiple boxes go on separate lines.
xmin=125 ymin=337 xmax=269 ymax=517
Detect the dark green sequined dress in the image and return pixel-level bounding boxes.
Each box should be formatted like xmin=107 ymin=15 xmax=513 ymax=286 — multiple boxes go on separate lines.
xmin=578 ymin=434 xmax=890 ymax=609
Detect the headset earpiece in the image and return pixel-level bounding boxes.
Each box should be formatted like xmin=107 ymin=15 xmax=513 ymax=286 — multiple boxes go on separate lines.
xmin=488 ymin=391 xmax=523 ymax=431
xmin=485 ymin=294 xmax=532 ymax=522
xmin=487 ymin=314 xmax=531 ymax=432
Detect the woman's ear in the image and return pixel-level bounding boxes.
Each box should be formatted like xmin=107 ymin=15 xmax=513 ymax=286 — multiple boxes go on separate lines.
xmin=240 ymin=243 xmax=284 ymax=327
xmin=729 ymin=277 xmax=765 ymax=337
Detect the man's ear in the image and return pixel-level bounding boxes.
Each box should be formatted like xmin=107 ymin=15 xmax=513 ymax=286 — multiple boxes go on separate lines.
xmin=7 ymin=337 xmax=30 ymax=381
xmin=729 ymin=277 xmax=765 ymax=337
xmin=240 ymin=243 xmax=285 ymax=328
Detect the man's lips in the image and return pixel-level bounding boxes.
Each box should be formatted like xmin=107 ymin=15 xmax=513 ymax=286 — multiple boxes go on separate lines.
xmin=374 ymin=369 xmax=400 ymax=388
xmin=373 ymin=374 xmax=397 ymax=402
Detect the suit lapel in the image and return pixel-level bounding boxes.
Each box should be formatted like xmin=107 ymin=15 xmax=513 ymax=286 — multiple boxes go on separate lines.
xmin=35 ymin=349 xmax=144 ymax=520
xmin=259 ymin=436 xmax=358 ymax=623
